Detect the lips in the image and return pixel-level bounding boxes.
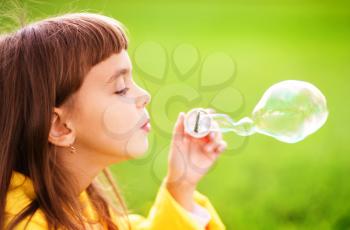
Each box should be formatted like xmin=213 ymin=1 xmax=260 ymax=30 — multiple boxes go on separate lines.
xmin=141 ymin=118 xmax=151 ymax=132
xmin=141 ymin=118 xmax=150 ymax=128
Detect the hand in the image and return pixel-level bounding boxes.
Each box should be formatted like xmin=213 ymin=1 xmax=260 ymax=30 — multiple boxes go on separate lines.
xmin=165 ymin=108 xmax=227 ymax=211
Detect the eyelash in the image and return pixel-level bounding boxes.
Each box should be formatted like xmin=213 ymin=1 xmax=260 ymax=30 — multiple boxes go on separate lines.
xmin=115 ymin=87 xmax=130 ymax=96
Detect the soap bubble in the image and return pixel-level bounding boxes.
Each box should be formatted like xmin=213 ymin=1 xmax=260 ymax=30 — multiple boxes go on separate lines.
xmin=184 ymin=80 xmax=328 ymax=143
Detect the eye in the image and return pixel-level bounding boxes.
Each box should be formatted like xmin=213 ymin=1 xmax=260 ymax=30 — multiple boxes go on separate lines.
xmin=115 ymin=87 xmax=130 ymax=96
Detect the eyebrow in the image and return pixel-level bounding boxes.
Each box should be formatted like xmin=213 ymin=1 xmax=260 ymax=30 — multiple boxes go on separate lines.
xmin=105 ymin=68 xmax=130 ymax=84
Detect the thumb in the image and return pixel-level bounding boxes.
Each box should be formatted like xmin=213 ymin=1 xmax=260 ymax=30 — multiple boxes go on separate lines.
xmin=173 ymin=112 xmax=185 ymax=142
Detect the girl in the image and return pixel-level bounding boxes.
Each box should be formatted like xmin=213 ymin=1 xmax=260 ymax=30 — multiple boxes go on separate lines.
xmin=0 ymin=12 xmax=227 ymax=229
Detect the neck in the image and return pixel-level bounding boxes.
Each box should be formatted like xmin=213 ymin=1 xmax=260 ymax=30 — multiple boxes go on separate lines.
xmin=59 ymin=144 xmax=111 ymax=195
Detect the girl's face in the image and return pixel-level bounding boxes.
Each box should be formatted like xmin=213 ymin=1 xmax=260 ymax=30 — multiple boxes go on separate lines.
xmin=71 ymin=49 xmax=151 ymax=162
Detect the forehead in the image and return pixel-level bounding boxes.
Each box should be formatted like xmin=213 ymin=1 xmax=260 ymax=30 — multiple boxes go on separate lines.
xmin=101 ymin=49 xmax=131 ymax=70
xmin=86 ymin=49 xmax=132 ymax=82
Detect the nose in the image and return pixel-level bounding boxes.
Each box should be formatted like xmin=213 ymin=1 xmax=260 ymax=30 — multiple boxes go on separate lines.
xmin=135 ymin=89 xmax=151 ymax=108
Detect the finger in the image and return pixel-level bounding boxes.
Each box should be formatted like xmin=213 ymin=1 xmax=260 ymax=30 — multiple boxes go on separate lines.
xmin=214 ymin=140 xmax=227 ymax=154
xmin=211 ymin=117 xmax=223 ymax=141
xmin=207 ymin=130 xmax=222 ymax=145
xmin=203 ymin=142 xmax=219 ymax=153
xmin=173 ymin=112 xmax=185 ymax=143
xmin=208 ymin=132 xmax=215 ymax=141
xmin=215 ymin=128 xmax=223 ymax=141
xmin=209 ymin=115 xmax=221 ymax=136
xmin=197 ymin=132 xmax=212 ymax=144
xmin=204 ymin=139 xmax=227 ymax=153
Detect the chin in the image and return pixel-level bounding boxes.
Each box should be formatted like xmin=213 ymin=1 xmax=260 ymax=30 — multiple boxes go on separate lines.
xmin=125 ymin=132 xmax=149 ymax=159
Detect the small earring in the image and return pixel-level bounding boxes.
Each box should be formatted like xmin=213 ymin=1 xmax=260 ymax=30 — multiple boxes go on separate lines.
xmin=69 ymin=143 xmax=76 ymax=154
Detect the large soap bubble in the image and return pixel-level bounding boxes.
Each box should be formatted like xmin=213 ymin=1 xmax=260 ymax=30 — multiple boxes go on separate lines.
xmin=184 ymin=80 xmax=328 ymax=143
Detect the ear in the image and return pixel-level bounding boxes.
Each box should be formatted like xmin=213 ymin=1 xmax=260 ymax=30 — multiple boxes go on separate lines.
xmin=48 ymin=107 xmax=76 ymax=147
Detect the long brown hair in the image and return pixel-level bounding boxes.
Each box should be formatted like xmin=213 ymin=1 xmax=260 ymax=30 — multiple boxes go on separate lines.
xmin=0 ymin=12 xmax=130 ymax=229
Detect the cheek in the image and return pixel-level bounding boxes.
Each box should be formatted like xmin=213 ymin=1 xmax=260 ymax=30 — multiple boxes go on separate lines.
xmin=102 ymin=102 xmax=141 ymax=137
xmin=101 ymin=102 xmax=149 ymax=158
xmin=75 ymin=94 xmax=149 ymax=159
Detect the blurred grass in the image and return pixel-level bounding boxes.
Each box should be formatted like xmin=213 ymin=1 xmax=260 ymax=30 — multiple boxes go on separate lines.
xmin=2 ymin=0 xmax=350 ymax=229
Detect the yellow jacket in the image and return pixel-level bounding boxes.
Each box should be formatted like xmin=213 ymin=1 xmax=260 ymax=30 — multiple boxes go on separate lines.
xmin=5 ymin=171 xmax=226 ymax=229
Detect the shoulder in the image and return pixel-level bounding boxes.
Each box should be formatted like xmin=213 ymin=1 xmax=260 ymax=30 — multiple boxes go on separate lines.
xmin=5 ymin=171 xmax=48 ymax=229
xmin=5 ymin=196 xmax=48 ymax=229
xmin=6 ymin=171 xmax=35 ymax=216
xmin=5 ymin=211 xmax=48 ymax=230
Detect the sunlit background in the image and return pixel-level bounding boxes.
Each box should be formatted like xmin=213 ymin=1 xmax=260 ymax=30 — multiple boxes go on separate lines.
xmin=2 ymin=0 xmax=349 ymax=229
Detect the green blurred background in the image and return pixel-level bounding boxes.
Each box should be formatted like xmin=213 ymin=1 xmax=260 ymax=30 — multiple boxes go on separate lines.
xmin=2 ymin=0 xmax=350 ymax=229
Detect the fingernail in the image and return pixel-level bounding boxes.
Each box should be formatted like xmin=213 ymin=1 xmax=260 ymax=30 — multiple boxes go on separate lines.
xmin=219 ymin=145 xmax=226 ymax=152
xmin=210 ymin=132 xmax=214 ymax=139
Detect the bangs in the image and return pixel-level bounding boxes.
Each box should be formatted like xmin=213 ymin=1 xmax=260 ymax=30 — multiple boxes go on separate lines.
xmin=15 ymin=12 xmax=129 ymax=106
xmin=37 ymin=12 xmax=128 ymax=68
